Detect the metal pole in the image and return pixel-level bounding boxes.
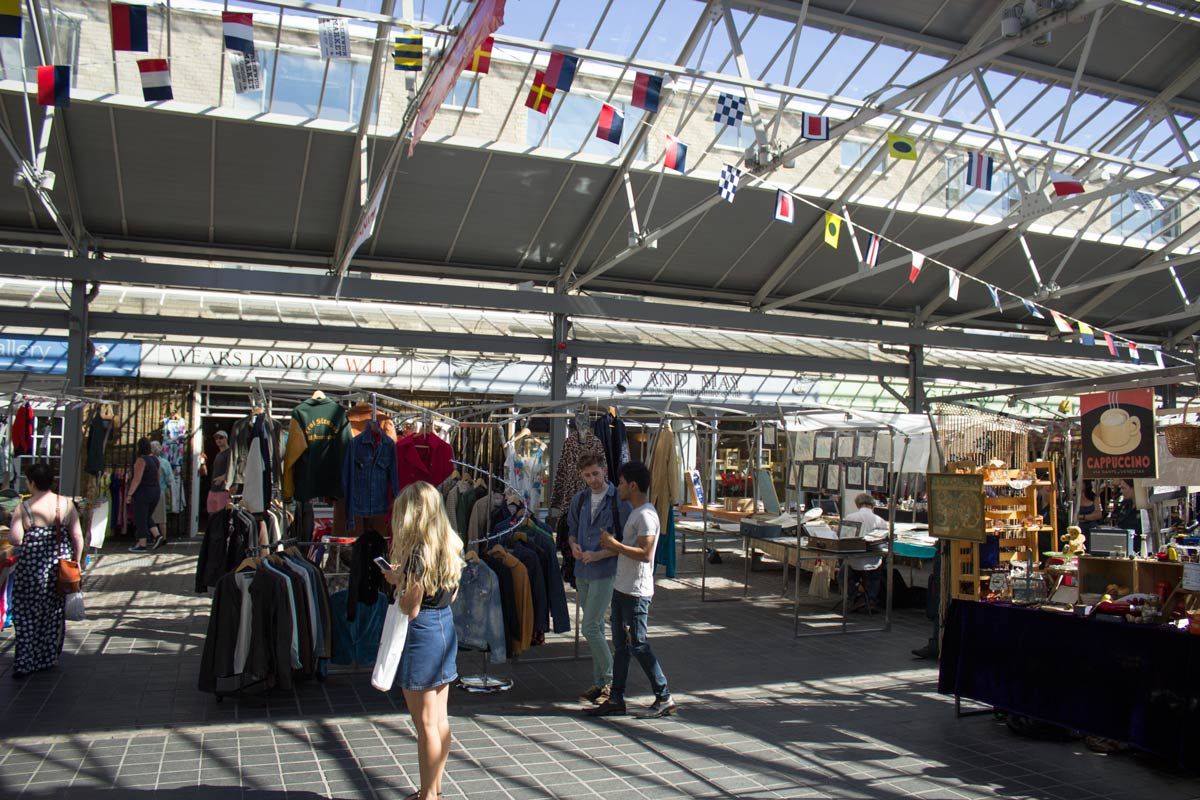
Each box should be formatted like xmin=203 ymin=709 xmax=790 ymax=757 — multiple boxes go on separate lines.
xmin=549 ymin=313 xmax=568 ymax=509
xmin=60 ymin=279 xmax=88 ymax=497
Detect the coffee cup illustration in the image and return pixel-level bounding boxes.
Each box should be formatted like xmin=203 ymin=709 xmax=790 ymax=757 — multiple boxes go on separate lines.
xmin=1095 ymin=407 xmax=1140 ymax=451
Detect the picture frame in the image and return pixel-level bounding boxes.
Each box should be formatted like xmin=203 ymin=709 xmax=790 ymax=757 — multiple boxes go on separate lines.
xmin=845 ymin=464 xmax=864 ymax=490
xmin=792 ymin=432 xmax=815 ymax=462
xmin=814 ymin=433 xmax=834 ymax=461
xmin=855 ymin=431 xmax=876 ymax=460
xmin=836 ymin=519 xmax=863 ymax=540
xmin=788 ymin=462 xmax=801 ymax=491
xmin=867 ymin=463 xmax=888 ymax=490
xmin=801 ymin=463 xmax=822 ymax=490
xmin=836 ymin=432 xmax=856 ymax=461
xmin=824 ymin=462 xmax=841 ymax=492
xmin=928 ymin=472 xmax=985 ymax=541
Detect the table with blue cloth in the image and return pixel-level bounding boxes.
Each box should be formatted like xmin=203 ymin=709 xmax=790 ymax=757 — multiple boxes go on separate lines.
xmin=938 ymin=600 xmax=1200 ymax=767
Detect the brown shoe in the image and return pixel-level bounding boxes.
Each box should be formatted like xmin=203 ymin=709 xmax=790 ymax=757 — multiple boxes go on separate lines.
xmin=578 ymin=685 xmax=606 ymax=703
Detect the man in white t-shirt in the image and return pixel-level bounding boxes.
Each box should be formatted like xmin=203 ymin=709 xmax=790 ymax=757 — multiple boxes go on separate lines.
xmin=843 ymin=493 xmax=889 ymax=611
xmin=587 ymin=461 xmax=675 ymax=719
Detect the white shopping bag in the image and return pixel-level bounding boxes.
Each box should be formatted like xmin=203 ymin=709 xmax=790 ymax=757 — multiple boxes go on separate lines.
xmin=64 ymin=591 xmax=86 ymax=621
xmin=808 ymin=561 xmax=833 ymax=599
xmin=371 ymin=598 xmax=409 ymax=691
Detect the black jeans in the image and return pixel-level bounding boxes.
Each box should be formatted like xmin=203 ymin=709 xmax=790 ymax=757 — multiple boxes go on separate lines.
xmin=132 ymin=489 xmax=161 ymax=540
xmin=610 ymin=590 xmax=669 ymax=703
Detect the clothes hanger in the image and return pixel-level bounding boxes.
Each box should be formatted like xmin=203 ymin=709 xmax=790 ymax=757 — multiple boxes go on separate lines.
xmin=311 ymin=390 xmax=327 ymax=401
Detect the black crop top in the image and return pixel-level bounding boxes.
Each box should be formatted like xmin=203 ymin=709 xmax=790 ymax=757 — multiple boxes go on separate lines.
xmin=404 ymin=550 xmax=452 ymax=610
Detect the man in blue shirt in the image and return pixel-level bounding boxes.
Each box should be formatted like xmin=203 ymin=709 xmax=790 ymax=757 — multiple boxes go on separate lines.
xmin=568 ymin=454 xmax=631 ymax=705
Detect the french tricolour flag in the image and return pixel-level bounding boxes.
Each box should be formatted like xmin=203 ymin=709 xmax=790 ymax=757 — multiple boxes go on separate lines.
xmin=110 ymin=2 xmax=149 ymax=52
xmin=664 ymin=134 xmax=687 ymax=173
xmin=137 ymin=59 xmax=172 ymax=102
xmin=596 ymin=103 xmax=623 ymax=145
xmin=223 ymin=12 xmax=255 ymax=56
xmin=865 ymin=234 xmax=881 ymax=267
xmin=965 ymin=151 xmax=993 ymax=191
xmin=801 ymin=112 xmax=828 ymax=141
xmin=774 ymin=190 xmax=794 ymax=224
xmin=1050 ymin=171 xmax=1084 ymax=197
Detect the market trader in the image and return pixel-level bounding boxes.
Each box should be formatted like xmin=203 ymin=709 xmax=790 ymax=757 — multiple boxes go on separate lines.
xmin=567 ymin=453 xmax=632 ymax=707
xmin=843 ymin=493 xmax=889 ymax=612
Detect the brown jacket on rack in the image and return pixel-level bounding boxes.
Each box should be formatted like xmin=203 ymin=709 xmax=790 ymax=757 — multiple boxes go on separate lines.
xmin=347 ymin=403 xmax=399 ymax=441
xmin=489 ymin=545 xmax=534 ymax=656
xmin=649 ymin=423 xmax=680 ymax=524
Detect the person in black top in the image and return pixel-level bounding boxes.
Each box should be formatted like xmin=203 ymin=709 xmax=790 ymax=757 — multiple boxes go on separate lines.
xmin=382 ymin=481 xmax=464 ymax=800
xmin=126 ymin=438 xmax=163 ymax=553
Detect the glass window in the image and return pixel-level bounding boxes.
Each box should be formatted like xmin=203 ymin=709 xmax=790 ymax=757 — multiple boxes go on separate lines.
xmin=715 ymin=121 xmax=752 ymax=150
xmin=443 ymin=76 xmax=479 ymax=109
xmin=1109 ymin=192 xmax=1181 ymax=243
xmin=944 ymin=156 xmax=1020 ymax=216
xmin=527 ymin=93 xmax=646 ymax=158
xmin=839 ymin=140 xmax=883 ymax=174
xmin=231 ymin=49 xmax=369 ymax=122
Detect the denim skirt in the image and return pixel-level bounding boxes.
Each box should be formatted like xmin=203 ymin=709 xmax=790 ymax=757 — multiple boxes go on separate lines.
xmin=398 ymin=605 xmax=458 ymax=691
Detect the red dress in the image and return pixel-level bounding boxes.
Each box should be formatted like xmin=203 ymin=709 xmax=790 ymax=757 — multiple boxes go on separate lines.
xmin=12 ymin=402 xmax=34 ymax=456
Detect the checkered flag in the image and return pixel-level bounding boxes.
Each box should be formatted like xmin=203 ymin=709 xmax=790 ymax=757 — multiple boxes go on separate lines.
xmin=718 ymin=164 xmax=740 ymax=203
xmin=713 ymin=92 xmax=747 ymax=126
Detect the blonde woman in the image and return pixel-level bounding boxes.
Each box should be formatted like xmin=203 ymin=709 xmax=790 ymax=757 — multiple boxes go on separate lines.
xmin=384 ymin=481 xmax=463 ymax=800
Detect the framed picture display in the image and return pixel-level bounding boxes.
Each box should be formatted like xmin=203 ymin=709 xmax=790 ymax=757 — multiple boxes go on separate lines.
xmin=875 ymin=433 xmax=893 ymax=466
xmin=814 ymin=433 xmax=834 ymax=461
xmin=836 ymin=432 xmax=856 ymax=461
xmin=825 ymin=463 xmax=841 ymax=492
xmin=867 ymin=463 xmax=888 ymax=490
xmin=788 ymin=462 xmax=800 ymax=491
xmin=928 ymin=473 xmax=985 ymax=541
xmin=793 ymin=432 xmax=815 ymax=462
xmin=845 ymin=464 xmax=864 ymax=490
xmin=837 ymin=519 xmax=863 ymax=540
xmin=855 ymin=431 xmax=876 ymax=460
xmin=801 ymin=463 xmax=822 ymax=490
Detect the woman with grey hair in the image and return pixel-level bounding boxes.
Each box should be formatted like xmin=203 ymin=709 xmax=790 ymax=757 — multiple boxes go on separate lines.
xmin=148 ymin=441 xmax=177 ymax=550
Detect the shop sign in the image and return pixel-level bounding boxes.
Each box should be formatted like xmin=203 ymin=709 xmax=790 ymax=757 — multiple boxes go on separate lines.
xmin=1080 ymin=389 xmax=1157 ymax=479
xmin=535 ymin=365 xmax=819 ymax=401
xmin=0 ymin=335 xmax=140 ymax=377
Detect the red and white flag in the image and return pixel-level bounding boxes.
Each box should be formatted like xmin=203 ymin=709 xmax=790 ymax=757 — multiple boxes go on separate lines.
xmin=1104 ymin=331 xmax=1117 ymax=357
xmin=864 ymin=234 xmax=881 ymax=267
xmin=1128 ymin=342 xmax=1140 ymax=363
xmin=1050 ymin=171 xmax=1084 ymax=197
xmin=909 ymin=252 xmax=924 ymax=283
xmin=1050 ymin=309 xmax=1073 ymax=334
xmin=774 ymin=190 xmax=794 ymax=224
xmin=801 ymin=113 xmax=828 ymax=141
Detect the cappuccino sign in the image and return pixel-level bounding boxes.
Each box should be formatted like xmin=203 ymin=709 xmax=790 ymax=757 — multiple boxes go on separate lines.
xmin=1080 ymin=389 xmax=1157 ymax=479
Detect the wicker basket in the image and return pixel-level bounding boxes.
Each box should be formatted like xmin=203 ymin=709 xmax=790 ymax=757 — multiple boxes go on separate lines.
xmin=1165 ymin=398 xmax=1200 ymax=459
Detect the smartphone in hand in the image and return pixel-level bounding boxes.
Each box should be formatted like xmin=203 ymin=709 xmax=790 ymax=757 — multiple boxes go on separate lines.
xmin=372 ymin=556 xmax=393 ymax=573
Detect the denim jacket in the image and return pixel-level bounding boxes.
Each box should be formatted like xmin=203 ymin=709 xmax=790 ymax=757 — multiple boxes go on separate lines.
xmin=567 ymin=484 xmax=632 ymax=581
xmin=342 ymin=429 xmax=399 ymax=526
xmin=451 ymin=559 xmax=507 ymax=664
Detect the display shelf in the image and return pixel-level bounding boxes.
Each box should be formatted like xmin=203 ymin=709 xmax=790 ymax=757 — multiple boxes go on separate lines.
xmin=1077 ymin=556 xmax=1184 ymax=596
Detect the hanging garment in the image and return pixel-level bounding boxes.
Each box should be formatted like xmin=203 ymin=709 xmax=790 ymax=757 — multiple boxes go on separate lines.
xmin=450 ymin=559 xmax=507 ymax=663
xmin=283 ymin=398 xmax=349 ymax=501
xmin=0 ymin=551 xmax=15 ymax=631
xmin=395 ymin=432 xmax=454 ymax=491
xmin=343 ymin=428 xmax=400 ymax=526
xmin=510 ymin=540 xmax=548 ymax=636
xmin=194 ymin=507 xmax=257 ymax=593
xmin=233 ymin=413 xmax=280 ymax=514
xmin=347 ymin=403 xmax=398 ymax=441
xmin=487 ymin=545 xmax=533 ymax=656
xmin=85 ymin=408 xmax=113 ymax=476
xmin=656 ymin=510 xmax=678 ymax=579
xmin=548 ymin=431 xmax=606 ymax=514
xmin=329 ymin=589 xmax=387 ymax=665
xmin=10 ymin=503 xmax=73 ymax=675
xmin=592 ymin=411 xmax=628 ymax=478
xmin=12 ymin=402 xmax=34 ymax=458
xmin=520 ymin=525 xmax=571 ymax=634
xmin=347 ymin=529 xmax=388 ymax=621
xmin=479 ymin=552 xmax=518 ymax=656
xmin=649 ymin=424 xmax=679 ymax=579
xmin=505 ymin=443 xmax=546 ymax=514
xmin=198 ymin=565 xmax=296 ymax=695
xmin=162 ymin=416 xmax=187 ymax=467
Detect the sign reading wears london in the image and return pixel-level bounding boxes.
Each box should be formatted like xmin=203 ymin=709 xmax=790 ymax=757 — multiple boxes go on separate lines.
xmin=1080 ymin=388 xmax=1157 ymax=479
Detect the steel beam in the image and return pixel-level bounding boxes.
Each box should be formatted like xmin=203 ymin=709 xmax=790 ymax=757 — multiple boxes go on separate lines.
xmin=932 ymin=365 xmax=1197 ymax=403
xmin=0 ymin=250 xmax=1135 ymax=361
xmin=59 ymin=279 xmax=87 ymax=497
xmin=567 ymin=0 xmax=1118 ymax=293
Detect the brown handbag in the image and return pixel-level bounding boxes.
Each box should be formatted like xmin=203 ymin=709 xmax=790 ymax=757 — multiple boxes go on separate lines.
xmin=51 ymin=500 xmax=80 ymax=595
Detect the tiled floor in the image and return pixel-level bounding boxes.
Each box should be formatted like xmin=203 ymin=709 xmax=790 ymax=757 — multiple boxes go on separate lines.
xmin=1 ymin=538 xmax=1197 ymax=799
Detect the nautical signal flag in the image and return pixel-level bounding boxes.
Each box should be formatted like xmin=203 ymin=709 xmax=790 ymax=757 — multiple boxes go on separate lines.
xmin=468 ymin=36 xmax=494 ymax=73
xmin=1050 ymin=171 xmax=1084 ymax=197
xmin=596 ymin=103 xmax=623 ymax=144
xmin=632 ymin=72 xmax=662 ymax=113
xmin=1022 ymin=298 xmax=1044 ymax=319
xmin=0 ymin=0 xmax=21 ymax=39
xmin=1078 ymin=321 xmax=1095 ymax=347
xmin=947 ymin=269 xmax=960 ymax=301
xmin=801 ymin=112 xmax=828 ymax=141
xmin=137 ymin=58 xmax=172 ymax=102
xmin=988 ymin=284 xmax=1001 ymax=309
xmin=664 ymin=134 xmax=687 ymax=173
xmin=110 ymin=2 xmax=149 ymax=52
xmin=525 ymin=70 xmax=555 ymax=114
xmin=717 ymin=164 xmax=740 ymax=203
xmin=1128 ymin=342 xmax=1140 ymax=363
xmin=909 ymin=252 xmax=924 ymax=283
xmin=887 ymin=133 xmax=917 ymax=160
xmin=1050 ymin=309 xmax=1073 ymax=334
xmin=393 ymin=30 xmax=422 ymax=71
xmin=713 ymin=93 xmax=747 ymax=127
xmin=823 ymin=212 xmax=840 ymax=249
xmin=36 ymin=65 xmax=69 ymax=108
xmin=865 ymin=234 xmax=881 ymax=267
xmin=1104 ymin=331 xmax=1117 ymax=356
xmin=222 ymin=12 xmax=254 ymax=56
xmin=545 ymin=51 xmax=578 ymax=92
xmin=966 ymin=151 xmax=994 ymax=191
xmin=1154 ymin=349 xmax=1165 ymax=368
xmin=774 ymin=190 xmax=795 ymax=223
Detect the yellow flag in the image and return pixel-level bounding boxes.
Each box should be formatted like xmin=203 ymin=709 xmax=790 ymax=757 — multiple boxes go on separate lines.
xmin=887 ymin=132 xmax=917 ymax=160
xmin=823 ymin=212 xmax=841 ymax=249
